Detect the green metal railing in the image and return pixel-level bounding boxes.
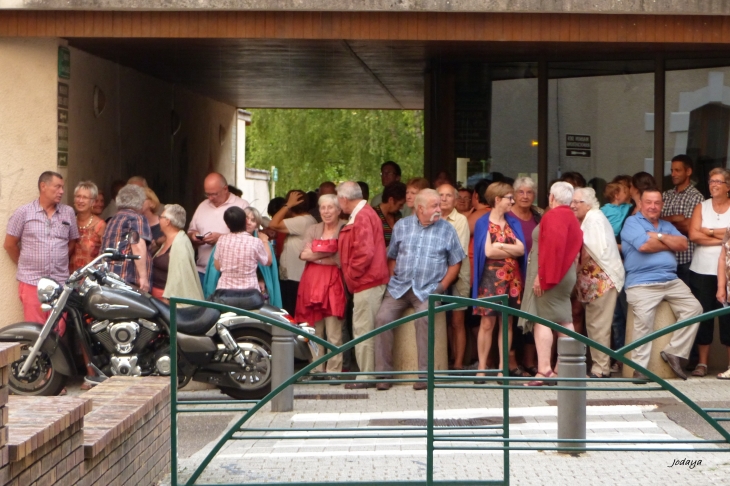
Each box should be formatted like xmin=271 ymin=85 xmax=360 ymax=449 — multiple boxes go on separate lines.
xmin=169 ymin=294 xmax=730 ymax=486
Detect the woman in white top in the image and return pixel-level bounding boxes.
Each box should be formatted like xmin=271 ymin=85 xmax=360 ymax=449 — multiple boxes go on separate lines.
xmin=268 ymin=189 xmax=317 ymax=316
xmin=688 ymin=167 xmax=730 ymax=377
xmin=570 ymin=187 xmax=625 ymax=378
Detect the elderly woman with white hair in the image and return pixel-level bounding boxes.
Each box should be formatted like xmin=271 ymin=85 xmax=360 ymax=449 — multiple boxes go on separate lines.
xmin=151 ymin=204 xmax=204 ymax=302
xmin=296 ymin=194 xmax=347 ymax=380
xmin=520 ymin=182 xmax=583 ymax=386
xmin=570 ymin=187 xmax=625 ymax=378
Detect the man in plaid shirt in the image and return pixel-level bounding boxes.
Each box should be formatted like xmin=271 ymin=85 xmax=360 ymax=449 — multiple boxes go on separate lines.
xmin=4 ymin=171 xmax=79 ymax=324
xmin=660 ymin=154 xmax=704 ymax=285
xmin=373 ymin=188 xmax=465 ymax=391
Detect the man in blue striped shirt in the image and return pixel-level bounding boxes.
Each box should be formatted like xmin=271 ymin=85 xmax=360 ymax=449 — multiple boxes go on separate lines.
xmin=374 ymin=189 xmax=466 ymax=390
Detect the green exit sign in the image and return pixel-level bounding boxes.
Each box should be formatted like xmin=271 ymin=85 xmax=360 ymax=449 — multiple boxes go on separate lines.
xmin=58 ymin=46 xmax=70 ymax=79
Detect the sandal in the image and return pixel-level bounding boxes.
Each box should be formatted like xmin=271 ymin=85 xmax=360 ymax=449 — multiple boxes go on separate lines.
xmin=524 ymin=370 xmax=557 ymax=387
xmin=691 ymin=364 xmax=708 ymax=377
xmin=718 ymin=367 xmax=730 ymax=380
xmin=526 ymin=366 xmax=539 ymax=377
xmin=543 ymin=370 xmax=558 ymax=386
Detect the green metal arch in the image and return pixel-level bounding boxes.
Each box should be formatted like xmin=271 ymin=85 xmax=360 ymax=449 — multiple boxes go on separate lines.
xmin=169 ymin=293 xmax=730 ymax=486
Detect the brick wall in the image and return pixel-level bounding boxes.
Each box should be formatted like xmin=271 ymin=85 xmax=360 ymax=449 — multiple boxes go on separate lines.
xmin=79 ymin=377 xmax=170 ymax=486
xmin=0 ymin=344 xmax=170 ymax=486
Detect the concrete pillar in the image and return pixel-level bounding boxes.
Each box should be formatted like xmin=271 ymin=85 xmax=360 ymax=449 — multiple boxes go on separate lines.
xmin=0 ymin=38 xmax=65 ymax=326
xmin=270 ymin=324 xmax=295 ymax=412
xmin=557 ymin=337 xmax=586 ymax=454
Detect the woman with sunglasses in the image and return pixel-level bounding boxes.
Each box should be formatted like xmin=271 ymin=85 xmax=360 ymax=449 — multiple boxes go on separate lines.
xmin=689 ymin=168 xmax=730 ymax=378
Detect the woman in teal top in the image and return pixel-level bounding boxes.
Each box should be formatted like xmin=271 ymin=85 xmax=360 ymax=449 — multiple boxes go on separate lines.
xmin=204 ymin=207 xmax=282 ymax=308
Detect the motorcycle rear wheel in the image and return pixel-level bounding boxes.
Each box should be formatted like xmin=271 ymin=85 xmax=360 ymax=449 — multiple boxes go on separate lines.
xmin=219 ymin=329 xmax=272 ymax=400
xmin=9 ymin=341 xmax=67 ymax=396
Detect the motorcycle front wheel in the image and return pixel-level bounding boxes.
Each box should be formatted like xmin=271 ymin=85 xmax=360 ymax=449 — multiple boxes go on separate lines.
xmin=219 ymin=329 xmax=272 ymax=400
xmin=9 ymin=341 xmax=67 ymax=396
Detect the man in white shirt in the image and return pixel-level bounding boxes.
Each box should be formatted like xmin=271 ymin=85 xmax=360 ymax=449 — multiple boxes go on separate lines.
xmin=188 ymin=172 xmax=249 ymax=284
xmin=438 ymin=184 xmax=471 ymax=371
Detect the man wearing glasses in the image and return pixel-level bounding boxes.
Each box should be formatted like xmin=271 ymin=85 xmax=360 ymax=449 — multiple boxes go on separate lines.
xmin=188 ymin=172 xmax=249 ymax=285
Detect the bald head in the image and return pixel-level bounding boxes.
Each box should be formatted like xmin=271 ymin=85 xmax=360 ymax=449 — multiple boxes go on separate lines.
xmin=437 ymin=184 xmax=457 ymax=214
xmin=204 ymin=172 xmax=230 ymax=207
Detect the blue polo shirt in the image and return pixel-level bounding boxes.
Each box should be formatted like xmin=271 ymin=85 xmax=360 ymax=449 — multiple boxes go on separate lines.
xmin=620 ymin=212 xmax=683 ymax=288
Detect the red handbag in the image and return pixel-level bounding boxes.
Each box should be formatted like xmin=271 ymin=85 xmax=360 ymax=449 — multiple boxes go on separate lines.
xmin=311 ymin=238 xmax=338 ymax=254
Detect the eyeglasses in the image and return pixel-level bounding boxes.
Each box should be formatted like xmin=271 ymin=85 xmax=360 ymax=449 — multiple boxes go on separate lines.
xmin=204 ymin=189 xmax=224 ymax=198
xmin=709 ymin=180 xmax=728 ymax=186
xmin=500 ymin=195 xmax=515 ymax=201
xmin=571 ymin=200 xmax=587 ymax=204
xmin=74 ymin=195 xmax=92 ymax=200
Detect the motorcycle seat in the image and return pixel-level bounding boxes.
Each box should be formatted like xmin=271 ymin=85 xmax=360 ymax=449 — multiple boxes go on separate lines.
xmin=210 ymin=288 xmax=265 ymax=311
xmin=150 ymin=299 xmax=221 ymax=335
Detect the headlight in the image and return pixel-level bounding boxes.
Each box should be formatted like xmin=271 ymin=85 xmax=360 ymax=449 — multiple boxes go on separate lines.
xmin=37 ymin=278 xmax=62 ymax=303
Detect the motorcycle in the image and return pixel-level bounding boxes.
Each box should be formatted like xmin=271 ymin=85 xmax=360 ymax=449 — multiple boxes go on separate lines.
xmin=0 ymin=232 xmax=317 ymax=399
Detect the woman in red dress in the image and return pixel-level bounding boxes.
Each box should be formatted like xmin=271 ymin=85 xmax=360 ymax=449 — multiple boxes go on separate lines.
xmin=295 ymin=194 xmax=346 ymax=381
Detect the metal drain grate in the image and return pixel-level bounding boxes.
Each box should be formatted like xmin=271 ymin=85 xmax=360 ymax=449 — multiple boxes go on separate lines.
xmin=368 ymin=417 xmax=526 ymax=427
xmin=545 ymin=397 xmax=678 ymax=407
xmin=294 ymin=393 xmax=369 ymax=400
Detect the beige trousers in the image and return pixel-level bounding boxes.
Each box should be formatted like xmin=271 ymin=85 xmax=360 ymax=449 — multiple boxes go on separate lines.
xmin=352 ymin=284 xmax=386 ymax=379
xmin=584 ymin=287 xmax=618 ymax=376
xmin=625 ymin=279 xmax=702 ymax=370
xmin=313 ymin=316 xmax=344 ymax=373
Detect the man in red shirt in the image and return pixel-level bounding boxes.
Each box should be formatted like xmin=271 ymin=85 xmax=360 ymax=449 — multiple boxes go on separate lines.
xmin=337 ymin=181 xmax=390 ymax=389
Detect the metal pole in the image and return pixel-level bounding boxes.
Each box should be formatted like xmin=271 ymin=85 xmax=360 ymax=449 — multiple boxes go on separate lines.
xmin=654 ymin=54 xmax=666 ymax=191
xmin=270 ymin=324 xmax=295 ymax=412
xmin=557 ymin=337 xmax=586 ymax=455
xmin=537 ymin=58 xmax=549 ymax=208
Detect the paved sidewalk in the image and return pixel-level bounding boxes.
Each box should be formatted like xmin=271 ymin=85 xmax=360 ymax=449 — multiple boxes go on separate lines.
xmin=163 ymin=378 xmax=730 ymax=485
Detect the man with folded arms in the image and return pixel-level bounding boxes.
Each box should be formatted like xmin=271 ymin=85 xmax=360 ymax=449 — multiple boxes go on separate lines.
xmin=621 ymin=188 xmax=702 ymax=380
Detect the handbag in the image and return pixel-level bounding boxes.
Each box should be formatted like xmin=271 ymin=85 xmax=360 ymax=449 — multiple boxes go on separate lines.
xmin=311 ymin=238 xmax=338 ymax=254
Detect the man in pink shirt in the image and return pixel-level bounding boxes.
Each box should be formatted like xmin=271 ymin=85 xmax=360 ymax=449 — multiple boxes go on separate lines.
xmin=188 ymin=173 xmax=249 ymax=284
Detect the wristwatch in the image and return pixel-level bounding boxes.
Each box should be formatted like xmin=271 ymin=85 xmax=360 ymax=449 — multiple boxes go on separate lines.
xmin=710 ymin=228 xmax=715 ymax=237
xmin=657 ymin=233 xmax=663 ymax=240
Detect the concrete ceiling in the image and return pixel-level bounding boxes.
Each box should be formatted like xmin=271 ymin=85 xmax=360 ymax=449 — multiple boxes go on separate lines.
xmin=68 ymin=37 xmax=730 ymax=110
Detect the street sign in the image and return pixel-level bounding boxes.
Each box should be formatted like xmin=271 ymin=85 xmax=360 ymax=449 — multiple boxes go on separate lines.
xmin=565 ymin=134 xmax=591 ymax=158
xmin=272 ymin=167 xmax=278 ymax=182
xmin=58 ymin=46 xmax=70 ymax=79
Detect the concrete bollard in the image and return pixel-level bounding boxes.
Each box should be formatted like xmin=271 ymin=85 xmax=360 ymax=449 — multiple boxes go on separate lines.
xmin=557 ymin=337 xmax=586 ymax=454
xmin=270 ymin=324 xmax=295 ymax=412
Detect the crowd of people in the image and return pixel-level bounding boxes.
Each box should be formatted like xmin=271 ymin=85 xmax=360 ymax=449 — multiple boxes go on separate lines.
xmin=5 ymin=154 xmax=730 ymax=392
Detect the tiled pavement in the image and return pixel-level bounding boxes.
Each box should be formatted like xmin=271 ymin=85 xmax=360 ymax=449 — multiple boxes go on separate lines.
xmin=162 ymin=378 xmax=730 ymax=485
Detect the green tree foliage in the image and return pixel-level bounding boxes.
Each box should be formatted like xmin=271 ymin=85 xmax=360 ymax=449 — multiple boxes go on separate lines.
xmin=246 ymin=109 xmax=424 ymax=197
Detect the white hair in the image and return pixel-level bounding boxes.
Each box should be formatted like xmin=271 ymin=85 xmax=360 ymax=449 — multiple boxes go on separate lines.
xmin=116 ymin=184 xmax=146 ymax=211
xmin=318 ymin=193 xmax=340 ymax=210
xmin=162 ymin=204 xmax=186 ymax=229
xmin=550 ymin=181 xmax=574 ymax=206
xmin=513 ymin=176 xmax=536 ymax=193
xmin=336 ymin=181 xmax=362 ymax=201
xmin=415 ymin=188 xmax=439 ymax=210
xmin=574 ymin=187 xmax=600 ymax=210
